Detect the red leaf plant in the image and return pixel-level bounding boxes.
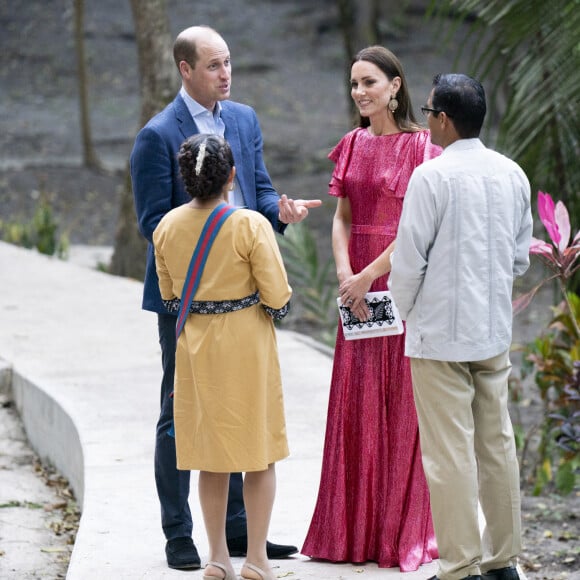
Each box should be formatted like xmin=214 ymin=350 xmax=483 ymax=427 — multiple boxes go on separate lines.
xmin=514 ymin=191 xmax=580 ymax=338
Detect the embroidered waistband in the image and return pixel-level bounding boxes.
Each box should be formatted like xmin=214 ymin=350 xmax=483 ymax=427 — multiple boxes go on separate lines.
xmin=163 ymin=291 xmax=260 ymax=315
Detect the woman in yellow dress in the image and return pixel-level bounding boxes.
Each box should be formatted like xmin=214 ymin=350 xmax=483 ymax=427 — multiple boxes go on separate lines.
xmin=153 ymin=134 xmax=292 ymax=580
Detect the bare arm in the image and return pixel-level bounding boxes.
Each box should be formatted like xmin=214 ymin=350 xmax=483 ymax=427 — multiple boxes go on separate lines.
xmin=331 ymin=197 xmax=390 ymax=321
xmin=332 ymin=196 xmax=353 ymax=285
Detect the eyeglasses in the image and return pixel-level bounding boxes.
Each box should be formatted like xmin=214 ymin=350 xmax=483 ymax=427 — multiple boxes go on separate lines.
xmin=421 ymin=106 xmax=441 ymax=117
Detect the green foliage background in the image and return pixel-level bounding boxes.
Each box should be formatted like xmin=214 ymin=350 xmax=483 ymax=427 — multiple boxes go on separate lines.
xmin=429 ymin=0 xmax=580 ymax=223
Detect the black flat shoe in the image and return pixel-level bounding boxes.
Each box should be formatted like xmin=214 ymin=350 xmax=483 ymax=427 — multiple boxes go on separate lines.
xmin=165 ymin=536 xmax=201 ymax=569
xmin=227 ymin=536 xmax=298 ymax=559
xmin=482 ymin=567 xmax=520 ymax=580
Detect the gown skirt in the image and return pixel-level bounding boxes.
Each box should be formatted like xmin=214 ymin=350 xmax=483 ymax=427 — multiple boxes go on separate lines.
xmin=301 ymin=317 xmax=438 ymax=570
xmin=302 ymin=128 xmax=439 ymax=571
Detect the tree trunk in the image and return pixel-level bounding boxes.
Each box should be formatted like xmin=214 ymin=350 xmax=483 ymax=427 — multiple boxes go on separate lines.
xmin=129 ymin=0 xmax=177 ymax=127
xmin=336 ymin=0 xmax=357 ymax=123
xmin=336 ymin=0 xmax=379 ymax=55
xmin=336 ymin=0 xmax=381 ymax=124
xmin=74 ymin=0 xmax=100 ymax=169
xmin=108 ymin=0 xmax=177 ymax=278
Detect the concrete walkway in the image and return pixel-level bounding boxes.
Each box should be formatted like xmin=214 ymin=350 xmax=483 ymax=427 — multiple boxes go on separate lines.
xmin=0 ymin=239 xmax=482 ymax=579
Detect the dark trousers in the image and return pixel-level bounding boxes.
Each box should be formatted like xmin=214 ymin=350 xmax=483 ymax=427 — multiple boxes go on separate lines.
xmin=155 ymin=313 xmax=247 ymax=541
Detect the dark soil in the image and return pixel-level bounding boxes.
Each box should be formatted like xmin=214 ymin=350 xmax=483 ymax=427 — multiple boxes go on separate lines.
xmin=0 ymin=0 xmax=578 ymax=578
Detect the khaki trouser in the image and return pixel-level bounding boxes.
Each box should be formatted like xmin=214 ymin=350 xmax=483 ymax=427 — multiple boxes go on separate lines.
xmin=411 ymin=351 xmax=521 ymax=580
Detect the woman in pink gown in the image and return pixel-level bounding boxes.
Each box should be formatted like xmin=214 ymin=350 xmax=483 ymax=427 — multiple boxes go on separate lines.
xmin=301 ymin=46 xmax=440 ymax=572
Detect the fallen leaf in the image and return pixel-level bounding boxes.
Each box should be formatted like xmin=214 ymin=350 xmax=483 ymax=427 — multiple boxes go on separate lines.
xmin=44 ymin=501 xmax=68 ymax=512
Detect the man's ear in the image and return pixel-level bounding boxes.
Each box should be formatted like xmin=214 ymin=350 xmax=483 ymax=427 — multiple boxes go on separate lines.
xmin=178 ymin=60 xmax=191 ymax=78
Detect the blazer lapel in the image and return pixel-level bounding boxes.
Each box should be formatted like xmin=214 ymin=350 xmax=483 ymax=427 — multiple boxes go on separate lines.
xmin=174 ymin=94 xmax=198 ymax=140
xmin=221 ymin=105 xmax=242 ymax=157
xmin=221 ymin=104 xmax=248 ymax=204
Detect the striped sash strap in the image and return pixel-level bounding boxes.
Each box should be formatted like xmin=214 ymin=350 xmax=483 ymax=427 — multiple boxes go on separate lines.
xmin=175 ymin=203 xmax=237 ymax=340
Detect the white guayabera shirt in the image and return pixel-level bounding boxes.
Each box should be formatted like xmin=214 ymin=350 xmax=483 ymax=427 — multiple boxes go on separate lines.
xmin=389 ymin=138 xmax=533 ymax=362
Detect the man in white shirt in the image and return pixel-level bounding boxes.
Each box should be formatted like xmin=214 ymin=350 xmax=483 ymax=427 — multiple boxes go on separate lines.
xmin=389 ymin=74 xmax=532 ymax=580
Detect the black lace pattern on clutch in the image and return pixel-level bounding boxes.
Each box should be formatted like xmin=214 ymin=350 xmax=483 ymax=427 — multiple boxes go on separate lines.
xmin=339 ymin=294 xmax=396 ymax=330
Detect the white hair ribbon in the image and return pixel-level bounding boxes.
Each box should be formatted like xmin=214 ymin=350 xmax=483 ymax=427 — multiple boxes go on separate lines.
xmin=195 ymin=141 xmax=207 ymax=176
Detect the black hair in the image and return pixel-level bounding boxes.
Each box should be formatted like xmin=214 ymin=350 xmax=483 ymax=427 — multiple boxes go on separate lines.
xmin=431 ymin=73 xmax=487 ymax=138
xmin=178 ymin=134 xmax=234 ymax=200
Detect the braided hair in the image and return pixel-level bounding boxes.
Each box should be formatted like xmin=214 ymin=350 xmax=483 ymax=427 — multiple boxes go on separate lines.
xmin=178 ymin=134 xmax=235 ymax=201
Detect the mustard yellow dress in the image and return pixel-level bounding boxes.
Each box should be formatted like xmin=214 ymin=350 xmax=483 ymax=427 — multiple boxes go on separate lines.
xmin=153 ymin=205 xmax=292 ymax=473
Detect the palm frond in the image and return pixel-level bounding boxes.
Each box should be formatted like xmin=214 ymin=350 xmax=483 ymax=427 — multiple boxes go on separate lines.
xmin=428 ymin=0 xmax=580 ymax=221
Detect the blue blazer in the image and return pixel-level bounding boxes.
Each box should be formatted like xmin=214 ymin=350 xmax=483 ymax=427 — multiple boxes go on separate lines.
xmin=131 ymin=94 xmax=285 ymax=314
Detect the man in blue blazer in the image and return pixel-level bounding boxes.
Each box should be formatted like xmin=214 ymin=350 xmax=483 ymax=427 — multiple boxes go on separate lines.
xmin=131 ymin=25 xmax=319 ymax=571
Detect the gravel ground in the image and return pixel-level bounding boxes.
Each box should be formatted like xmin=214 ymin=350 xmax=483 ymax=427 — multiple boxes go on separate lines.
xmin=0 ymin=390 xmax=78 ymax=579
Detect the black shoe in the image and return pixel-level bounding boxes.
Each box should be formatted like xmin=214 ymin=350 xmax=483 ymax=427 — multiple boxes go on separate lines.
xmin=482 ymin=567 xmax=519 ymax=580
xmin=165 ymin=537 xmax=201 ymax=570
xmin=428 ymin=576 xmax=482 ymax=580
xmin=227 ymin=536 xmax=298 ymax=559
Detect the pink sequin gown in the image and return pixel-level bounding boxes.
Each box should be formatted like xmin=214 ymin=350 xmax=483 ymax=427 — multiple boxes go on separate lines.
xmin=301 ymin=128 xmax=440 ymax=572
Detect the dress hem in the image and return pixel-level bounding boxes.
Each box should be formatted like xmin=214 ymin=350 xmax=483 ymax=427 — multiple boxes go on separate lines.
xmin=177 ymin=451 xmax=290 ymax=473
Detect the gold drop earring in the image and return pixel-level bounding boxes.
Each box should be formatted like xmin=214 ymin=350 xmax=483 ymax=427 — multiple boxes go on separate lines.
xmin=388 ymin=94 xmax=399 ymax=113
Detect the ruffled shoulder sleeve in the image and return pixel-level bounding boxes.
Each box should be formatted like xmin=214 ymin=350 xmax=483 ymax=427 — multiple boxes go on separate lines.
xmin=415 ymin=129 xmax=442 ymax=162
xmin=328 ymin=128 xmax=362 ymax=198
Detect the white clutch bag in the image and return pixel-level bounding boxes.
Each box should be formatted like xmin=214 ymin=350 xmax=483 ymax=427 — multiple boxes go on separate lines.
xmin=337 ymin=290 xmax=404 ymax=340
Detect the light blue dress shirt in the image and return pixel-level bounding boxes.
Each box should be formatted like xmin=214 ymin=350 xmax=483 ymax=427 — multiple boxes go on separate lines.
xmin=179 ymin=87 xmax=245 ymax=207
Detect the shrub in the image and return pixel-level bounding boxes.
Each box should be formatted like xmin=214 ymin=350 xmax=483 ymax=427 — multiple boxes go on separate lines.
xmin=277 ymin=222 xmax=337 ymax=347
xmin=0 ymin=199 xmax=69 ymax=258
xmin=515 ymin=191 xmax=580 ymax=494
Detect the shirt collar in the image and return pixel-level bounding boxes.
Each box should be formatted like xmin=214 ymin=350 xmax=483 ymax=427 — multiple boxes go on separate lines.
xmin=179 ymin=86 xmax=222 ymax=121
xmin=443 ymin=138 xmax=485 ymax=153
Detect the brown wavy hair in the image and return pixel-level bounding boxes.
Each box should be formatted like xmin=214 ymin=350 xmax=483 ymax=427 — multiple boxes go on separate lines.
xmin=352 ymin=45 xmax=421 ymax=133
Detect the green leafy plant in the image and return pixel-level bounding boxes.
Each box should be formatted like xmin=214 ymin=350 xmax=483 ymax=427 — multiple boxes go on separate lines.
xmin=515 ymin=192 xmax=580 ymax=494
xmin=427 ymin=0 xmax=580 ymax=225
xmin=552 ymin=361 xmax=580 ymax=457
xmin=0 ymin=199 xmax=69 ymax=259
xmin=520 ymin=297 xmax=580 ymax=494
xmin=549 ymin=356 xmax=580 ymax=494
xmin=277 ymin=222 xmax=337 ymax=347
